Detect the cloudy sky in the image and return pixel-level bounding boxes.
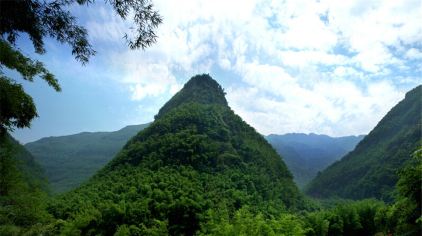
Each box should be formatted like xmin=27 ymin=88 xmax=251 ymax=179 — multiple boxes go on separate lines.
xmin=12 ymin=0 xmax=422 ymax=143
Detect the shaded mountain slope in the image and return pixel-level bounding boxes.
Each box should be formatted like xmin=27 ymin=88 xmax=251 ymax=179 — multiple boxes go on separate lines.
xmin=306 ymin=85 xmax=422 ymax=201
xmin=25 ymin=124 xmax=148 ymax=193
xmin=266 ymin=133 xmax=364 ymax=187
xmin=0 ymin=134 xmax=51 ymax=233
xmin=49 ymin=74 xmax=305 ymax=235
xmin=1 ymin=134 xmax=46 ymax=191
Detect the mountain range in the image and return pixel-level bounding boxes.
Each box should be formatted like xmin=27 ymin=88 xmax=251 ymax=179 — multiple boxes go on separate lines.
xmin=266 ymin=133 xmax=364 ymax=188
xmin=25 ymin=124 xmax=148 ymax=193
xmin=24 ymin=125 xmax=363 ymax=193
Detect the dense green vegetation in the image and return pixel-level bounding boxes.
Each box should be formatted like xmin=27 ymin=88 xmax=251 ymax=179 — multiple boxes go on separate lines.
xmin=307 ymin=85 xmax=422 ymax=201
xmin=0 ymin=134 xmax=46 ymax=193
xmin=266 ymin=133 xmax=364 ymax=188
xmin=3 ymin=143 xmax=420 ymax=235
xmin=0 ymin=134 xmax=52 ymax=235
xmin=1 ymin=75 xmax=420 ymax=235
xmin=205 ymin=147 xmax=421 ymax=236
xmin=25 ymin=124 xmax=148 ymax=193
xmin=155 ymin=74 xmax=228 ymax=119
xmin=47 ymin=75 xmax=305 ymax=234
xmin=27 ymin=125 xmax=362 ymax=193
xmin=26 ymin=126 xmax=362 ymax=193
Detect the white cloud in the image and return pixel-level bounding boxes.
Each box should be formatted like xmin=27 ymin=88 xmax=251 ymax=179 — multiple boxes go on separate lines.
xmin=332 ymin=66 xmax=363 ymax=79
xmin=236 ymin=62 xmax=297 ymax=96
xmin=278 ymin=50 xmax=348 ymax=68
xmin=84 ymin=6 xmax=128 ymax=43
xmin=405 ymin=48 xmax=422 ymax=60
xmin=352 ymin=44 xmax=394 ymax=73
xmin=76 ymin=0 xmax=421 ymax=136
xmin=323 ymin=0 xmax=422 ymax=72
xmin=227 ymin=78 xmax=404 ymax=136
xmin=127 ymin=71 xmax=180 ymax=101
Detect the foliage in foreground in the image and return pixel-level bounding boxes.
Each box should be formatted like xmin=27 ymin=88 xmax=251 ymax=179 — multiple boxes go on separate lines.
xmin=0 ymin=150 xmax=420 ymax=236
xmin=2 ymin=147 xmax=417 ymax=235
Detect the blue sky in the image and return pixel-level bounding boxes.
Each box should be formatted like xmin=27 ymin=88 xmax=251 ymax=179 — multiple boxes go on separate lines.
xmin=11 ymin=0 xmax=422 ymax=143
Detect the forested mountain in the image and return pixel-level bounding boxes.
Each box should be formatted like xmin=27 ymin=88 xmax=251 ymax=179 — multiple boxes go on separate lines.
xmin=25 ymin=122 xmax=363 ymax=192
xmin=0 ymin=134 xmax=50 ymax=233
xmin=266 ymin=133 xmax=364 ymax=188
xmin=25 ymin=124 xmax=148 ymax=193
xmin=306 ymin=85 xmax=422 ymax=201
xmin=49 ymin=74 xmax=305 ymax=235
xmin=26 ymin=119 xmax=365 ymax=194
xmin=1 ymin=134 xmax=47 ymax=191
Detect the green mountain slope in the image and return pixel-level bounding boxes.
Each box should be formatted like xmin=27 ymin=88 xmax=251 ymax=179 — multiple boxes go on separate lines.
xmin=26 ymin=120 xmax=363 ymax=193
xmin=155 ymin=74 xmax=228 ymax=119
xmin=0 ymin=134 xmax=51 ymax=233
xmin=49 ymin=74 xmax=304 ymax=235
xmin=266 ymin=133 xmax=364 ymax=188
xmin=25 ymin=124 xmax=148 ymax=193
xmin=306 ymin=85 xmax=422 ymax=201
xmin=2 ymin=134 xmax=47 ymax=191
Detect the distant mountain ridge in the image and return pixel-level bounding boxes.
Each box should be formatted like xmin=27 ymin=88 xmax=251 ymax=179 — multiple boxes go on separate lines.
xmin=25 ymin=124 xmax=149 ymax=193
xmin=306 ymin=85 xmax=422 ymax=201
xmin=266 ymin=133 xmax=364 ymax=187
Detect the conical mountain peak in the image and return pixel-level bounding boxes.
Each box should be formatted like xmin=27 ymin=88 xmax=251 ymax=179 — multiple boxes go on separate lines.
xmin=155 ymin=74 xmax=228 ymax=119
xmin=50 ymin=74 xmax=305 ymax=235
